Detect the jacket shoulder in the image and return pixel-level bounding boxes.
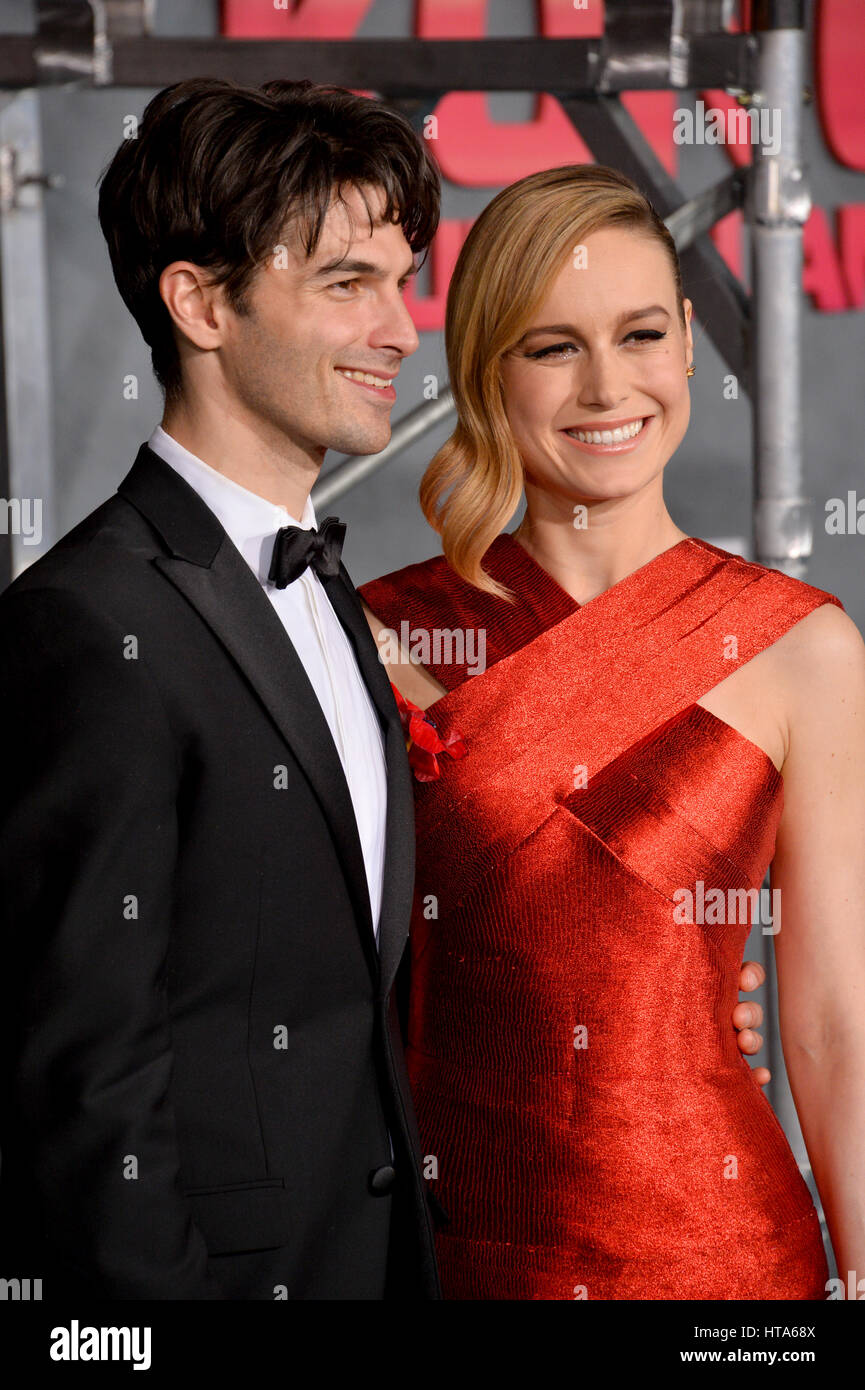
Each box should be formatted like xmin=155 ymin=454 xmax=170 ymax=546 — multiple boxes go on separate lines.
xmin=1 ymin=493 xmax=160 ymax=609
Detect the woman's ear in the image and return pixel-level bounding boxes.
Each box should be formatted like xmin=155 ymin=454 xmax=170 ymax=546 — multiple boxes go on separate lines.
xmin=683 ymin=297 xmax=694 ymax=362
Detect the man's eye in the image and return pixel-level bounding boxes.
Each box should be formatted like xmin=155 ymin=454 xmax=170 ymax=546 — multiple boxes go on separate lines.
xmin=331 ymin=279 xmax=360 ymax=292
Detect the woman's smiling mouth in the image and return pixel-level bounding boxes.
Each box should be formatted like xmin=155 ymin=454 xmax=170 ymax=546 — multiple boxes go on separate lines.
xmin=561 ymin=415 xmax=653 ymax=453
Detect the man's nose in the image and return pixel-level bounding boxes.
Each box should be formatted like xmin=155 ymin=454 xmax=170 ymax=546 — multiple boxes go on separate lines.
xmin=372 ymin=289 xmax=420 ymax=359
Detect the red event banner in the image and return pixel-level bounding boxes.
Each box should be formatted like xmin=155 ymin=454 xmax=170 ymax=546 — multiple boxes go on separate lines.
xmin=221 ymin=0 xmax=865 ymax=323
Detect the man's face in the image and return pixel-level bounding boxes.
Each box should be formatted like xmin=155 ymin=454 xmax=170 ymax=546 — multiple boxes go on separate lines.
xmin=217 ymin=182 xmax=420 ymax=462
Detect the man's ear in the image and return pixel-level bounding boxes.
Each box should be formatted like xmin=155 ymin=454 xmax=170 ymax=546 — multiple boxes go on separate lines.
xmin=158 ymin=261 xmax=227 ymax=352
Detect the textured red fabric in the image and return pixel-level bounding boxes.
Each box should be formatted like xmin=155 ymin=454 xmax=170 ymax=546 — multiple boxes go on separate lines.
xmin=359 ymin=534 xmax=844 ymax=1300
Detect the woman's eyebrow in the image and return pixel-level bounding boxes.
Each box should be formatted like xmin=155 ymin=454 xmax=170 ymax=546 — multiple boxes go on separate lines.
xmin=515 ymin=305 xmax=671 ymax=343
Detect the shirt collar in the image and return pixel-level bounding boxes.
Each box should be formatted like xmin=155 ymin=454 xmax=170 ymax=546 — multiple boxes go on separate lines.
xmin=147 ymin=424 xmax=318 ymax=586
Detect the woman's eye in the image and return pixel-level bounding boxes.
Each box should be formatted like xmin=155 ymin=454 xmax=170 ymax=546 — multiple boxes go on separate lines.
xmin=526 ymin=330 xmax=666 ymax=360
xmin=527 ymin=342 xmax=576 ymax=359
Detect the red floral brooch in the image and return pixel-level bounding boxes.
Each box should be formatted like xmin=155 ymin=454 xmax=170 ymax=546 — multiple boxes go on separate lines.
xmin=389 ymin=681 xmax=467 ymax=783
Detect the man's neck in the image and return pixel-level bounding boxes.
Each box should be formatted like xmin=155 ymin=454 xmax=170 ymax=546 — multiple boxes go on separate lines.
xmin=160 ymin=402 xmax=323 ymax=518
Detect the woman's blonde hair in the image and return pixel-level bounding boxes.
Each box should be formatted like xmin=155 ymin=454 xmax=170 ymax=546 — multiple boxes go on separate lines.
xmin=419 ymin=164 xmax=686 ymax=601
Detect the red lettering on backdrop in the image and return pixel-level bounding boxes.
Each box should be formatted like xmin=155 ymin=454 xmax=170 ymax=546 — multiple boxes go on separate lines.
xmin=707 ymin=208 xmax=745 ymax=285
xmin=403 ymin=218 xmax=475 ymax=331
xmin=413 ymin=0 xmax=672 ymax=186
xmin=706 ymin=202 xmax=865 ymax=317
xmin=817 ymin=0 xmax=865 ymax=172
xmin=696 ymin=88 xmax=754 ymax=283
xmin=221 ymin=0 xmax=372 ymax=38
xmin=221 ymin=0 xmax=865 ymax=317
xmin=414 ymin=0 xmax=603 ymax=39
xmin=706 ymin=2 xmax=865 ymax=311
xmin=417 ymin=1 xmax=676 ymax=184
xmin=428 ymin=91 xmax=676 ymax=185
xmin=804 ymin=204 xmax=858 ymax=311
xmin=838 ymin=204 xmax=865 ymax=308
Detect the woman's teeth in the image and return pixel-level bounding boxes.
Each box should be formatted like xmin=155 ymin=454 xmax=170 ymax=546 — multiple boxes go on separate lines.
xmin=337 ymin=368 xmax=392 ymax=389
xmin=566 ymin=418 xmax=646 ymax=444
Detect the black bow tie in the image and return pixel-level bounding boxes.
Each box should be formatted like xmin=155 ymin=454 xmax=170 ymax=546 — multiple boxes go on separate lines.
xmin=268 ymin=516 xmax=346 ymax=589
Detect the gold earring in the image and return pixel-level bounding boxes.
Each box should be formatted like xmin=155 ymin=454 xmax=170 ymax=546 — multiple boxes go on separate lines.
xmin=686 ymin=363 xmax=696 ymax=377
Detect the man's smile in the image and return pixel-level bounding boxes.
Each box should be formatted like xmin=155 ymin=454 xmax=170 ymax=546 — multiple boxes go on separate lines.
xmin=335 ymin=366 xmax=398 ymax=401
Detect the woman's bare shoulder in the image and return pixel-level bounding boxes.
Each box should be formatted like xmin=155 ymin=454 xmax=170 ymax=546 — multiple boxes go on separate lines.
xmin=777 ymin=599 xmax=863 ymax=675
xmin=778 ymin=601 xmax=865 ymax=756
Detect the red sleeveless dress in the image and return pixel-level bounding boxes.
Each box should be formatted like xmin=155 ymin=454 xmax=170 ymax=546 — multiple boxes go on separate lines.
xmin=359 ymin=534 xmax=842 ymax=1301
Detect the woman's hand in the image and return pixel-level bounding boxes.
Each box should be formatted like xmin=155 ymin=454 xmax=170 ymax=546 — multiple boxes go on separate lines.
xmin=734 ymin=960 xmax=770 ymax=1087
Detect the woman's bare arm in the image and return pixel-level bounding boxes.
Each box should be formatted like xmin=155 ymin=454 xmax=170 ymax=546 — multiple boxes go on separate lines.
xmin=361 ymin=596 xmax=449 ymax=708
xmin=772 ymin=601 xmax=865 ymax=1283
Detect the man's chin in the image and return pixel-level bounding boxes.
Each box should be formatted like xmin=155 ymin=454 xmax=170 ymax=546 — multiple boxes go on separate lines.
xmin=326 ymin=425 xmax=392 ymax=459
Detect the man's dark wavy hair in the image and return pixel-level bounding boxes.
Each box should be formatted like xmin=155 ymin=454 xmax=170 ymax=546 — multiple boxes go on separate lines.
xmin=97 ymin=77 xmax=441 ymax=402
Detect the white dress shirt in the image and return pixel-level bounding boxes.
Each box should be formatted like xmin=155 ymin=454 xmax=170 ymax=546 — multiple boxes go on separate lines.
xmin=147 ymin=425 xmax=388 ymax=944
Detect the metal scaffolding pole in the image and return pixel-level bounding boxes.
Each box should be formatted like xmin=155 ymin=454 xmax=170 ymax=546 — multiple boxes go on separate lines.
xmin=0 ymin=90 xmax=58 ymax=580
xmin=750 ymin=0 xmax=812 ymax=576
xmin=749 ymin=0 xmax=818 ymax=1204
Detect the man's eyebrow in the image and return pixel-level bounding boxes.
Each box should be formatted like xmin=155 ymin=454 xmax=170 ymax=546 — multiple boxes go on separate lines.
xmin=515 ymin=305 xmax=671 ymax=343
xmin=309 ymin=257 xmax=418 ymax=281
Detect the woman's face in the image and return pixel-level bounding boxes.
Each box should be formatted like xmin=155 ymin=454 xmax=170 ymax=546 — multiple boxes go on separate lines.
xmin=498 ymin=226 xmax=694 ymax=511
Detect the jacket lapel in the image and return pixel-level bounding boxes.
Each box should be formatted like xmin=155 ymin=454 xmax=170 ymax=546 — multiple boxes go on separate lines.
xmin=117 ymin=444 xmax=413 ymax=992
xmin=318 ymin=568 xmax=415 ymax=1000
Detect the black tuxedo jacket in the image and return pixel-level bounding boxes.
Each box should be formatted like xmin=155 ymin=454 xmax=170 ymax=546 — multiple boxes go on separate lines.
xmin=0 ymin=443 xmax=441 ymax=1300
